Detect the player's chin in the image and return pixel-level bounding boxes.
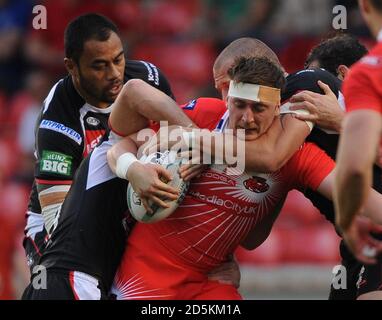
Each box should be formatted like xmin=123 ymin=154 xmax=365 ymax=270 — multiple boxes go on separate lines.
xmin=106 ymin=85 xmax=123 ymax=100
xmin=103 ymin=92 xmax=120 ymax=103
xmin=243 ymin=130 xmax=260 ymax=141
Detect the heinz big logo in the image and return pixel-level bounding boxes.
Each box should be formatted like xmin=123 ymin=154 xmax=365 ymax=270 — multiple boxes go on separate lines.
xmin=40 ymin=151 xmax=72 ymax=176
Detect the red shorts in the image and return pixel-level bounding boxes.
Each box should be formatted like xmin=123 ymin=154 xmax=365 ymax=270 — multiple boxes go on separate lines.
xmin=110 ymin=226 xmax=242 ymax=300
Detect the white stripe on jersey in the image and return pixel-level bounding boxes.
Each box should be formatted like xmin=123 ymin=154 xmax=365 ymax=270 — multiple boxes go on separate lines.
xmin=111 ymin=273 xmax=171 ymax=300
xmin=39 ymin=185 xmax=71 ymax=196
xmin=42 ymin=80 xmax=62 ymax=114
xmin=81 ymin=102 xmax=114 ymax=114
xmin=86 ymin=137 xmax=116 ymax=190
xmin=25 ymin=211 xmax=45 ymax=239
xmin=215 ymin=110 xmax=230 ymax=132
xmin=70 ymin=271 xmax=101 ymax=300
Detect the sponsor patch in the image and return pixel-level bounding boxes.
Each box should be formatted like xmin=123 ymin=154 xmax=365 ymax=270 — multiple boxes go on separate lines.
xmin=40 ymin=151 xmax=73 ymax=176
xmin=140 ymin=61 xmax=160 ymax=86
xmin=183 ymin=99 xmax=197 ymax=110
xmin=40 ymin=120 xmax=82 ymax=145
xmin=86 ymin=116 xmax=100 ymax=126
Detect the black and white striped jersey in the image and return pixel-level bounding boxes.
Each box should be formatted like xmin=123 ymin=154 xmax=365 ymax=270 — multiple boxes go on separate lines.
xmin=27 ymin=59 xmax=173 ymax=215
xmin=40 ymin=134 xmax=135 ymax=292
xmin=24 ymin=59 xmax=173 ymax=271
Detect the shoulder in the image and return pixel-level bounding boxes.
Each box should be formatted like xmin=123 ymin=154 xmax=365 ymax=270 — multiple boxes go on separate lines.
xmin=124 ymin=59 xmax=173 ymax=98
xmin=283 ymin=68 xmax=341 ymax=101
xmin=181 ymin=97 xmax=226 ymax=117
xmin=37 ymin=76 xmax=85 ymax=147
xmin=41 ymin=76 xmax=84 ymax=117
xmin=343 ymin=47 xmax=382 ymax=113
xmin=346 ymin=52 xmax=382 ymax=86
xmin=180 ymin=97 xmax=227 ymax=130
xmin=182 ymin=97 xmax=225 ymax=110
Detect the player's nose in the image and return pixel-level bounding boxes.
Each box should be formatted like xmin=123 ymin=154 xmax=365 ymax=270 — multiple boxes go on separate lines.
xmin=242 ymin=108 xmax=255 ymax=124
xmin=108 ymin=63 xmax=122 ymax=81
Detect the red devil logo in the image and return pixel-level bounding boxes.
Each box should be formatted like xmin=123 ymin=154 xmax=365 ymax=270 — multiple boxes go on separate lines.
xmin=243 ymin=176 xmax=269 ymax=193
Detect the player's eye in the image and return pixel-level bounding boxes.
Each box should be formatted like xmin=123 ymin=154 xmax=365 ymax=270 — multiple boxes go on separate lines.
xmin=253 ymin=105 xmax=266 ymax=113
xmin=234 ymin=100 xmax=247 ymax=110
xmin=114 ymin=58 xmax=123 ymax=65
xmin=92 ymin=64 xmax=105 ymax=71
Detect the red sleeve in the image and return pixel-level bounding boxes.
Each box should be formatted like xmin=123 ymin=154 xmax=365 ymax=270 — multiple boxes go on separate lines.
xmin=149 ymin=98 xmax=227 ymax=132
xmin=286 ymin=142 xmax=335 ymax=191
xmin=180 ymin=98 xmax=227 ymax=130
xmin=343 ymin=57 xmax=382 ymax=114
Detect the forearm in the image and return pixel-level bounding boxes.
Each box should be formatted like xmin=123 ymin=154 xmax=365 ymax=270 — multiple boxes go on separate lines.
xmin=200 ymin=115 xmax=308 ymax=172
xmin=107 ymin=135 xmax=139 ymax=175
xmin=332 ymin=111 xmax=344 ymax=133
xmin=109 ymin=79 xmax=195 ymax=136
xmin=334 ymin=111 xmax=381 ymax=231
xmin=360 ymin=188 xmax=382 ymax=225
xmin=334 ymin=167 xmax=371 ymax=231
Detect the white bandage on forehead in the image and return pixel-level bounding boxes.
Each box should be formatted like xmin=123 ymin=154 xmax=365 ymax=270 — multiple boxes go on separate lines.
xmin=228 ymin=81 xmax=280 ymax=105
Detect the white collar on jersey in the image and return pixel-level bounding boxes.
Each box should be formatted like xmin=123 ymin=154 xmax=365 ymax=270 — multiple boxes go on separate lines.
xmin=378 ymin=29 xmax=382 ymax=42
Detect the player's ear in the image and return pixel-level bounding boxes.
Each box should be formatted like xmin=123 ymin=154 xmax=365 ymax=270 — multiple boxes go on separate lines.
xmin=337 ymin=65 xmax=349 ymax=81
xmin=274 ymin=104 xmax=280 ymax=116
xmin=359 ymin=0 xmax=370 ymax=14
xmin=64 ymin=58 xmax=78 ymax=77
xmin=225 ymin=95 xmax=230 ymax=108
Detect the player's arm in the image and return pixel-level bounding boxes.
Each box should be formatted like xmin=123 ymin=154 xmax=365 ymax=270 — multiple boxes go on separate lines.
xmin=109 ymin=79 xmax=196 ymax=137
xmin=110 ymin=79 xmax=310 ymax=172
xmin=334 ymin=110 xmax=382 ymax=231
xmin=107 ymin=133 xmax=180 ymax=212
xmin=203 ymin=114 xmax=310 ymax=172
xmin=147 ymin=113 xmax=310 ymax=173
xmin=35 ymin=123 xmax=81 ymax=235
xmin=318 ymin=168 xmax=382 ymax=264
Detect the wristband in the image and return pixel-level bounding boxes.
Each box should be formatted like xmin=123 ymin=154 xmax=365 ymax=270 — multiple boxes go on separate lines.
xmin=115 ymin=153 xmax=139 ymax=179
xmin=182 ymin=131 xmax=196 ymax=146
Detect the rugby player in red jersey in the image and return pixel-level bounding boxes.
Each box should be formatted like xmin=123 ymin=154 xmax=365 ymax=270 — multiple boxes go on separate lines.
xmin=107 ymin=57 xmax=382 ymax=299
xmin=335 ymin=0 xmax=382 ymax=299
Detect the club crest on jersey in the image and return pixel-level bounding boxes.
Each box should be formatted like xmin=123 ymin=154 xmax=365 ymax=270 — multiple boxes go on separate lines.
xmin=243 ymin=176 xmax=270 ymax=193
xmin=40 ymin=150 xmax=72 ymax=176
xmin=86 ymin=116 xmax=100 ymax=127
xmin=40 ymin=120 xmax=82 ymax=145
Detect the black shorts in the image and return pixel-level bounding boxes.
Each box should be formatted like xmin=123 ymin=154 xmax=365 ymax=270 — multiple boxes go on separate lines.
xmin=329 ymin=240 xmax=362 ymax=300
xmin=356 ymin=233 xmax=382 ymax=297
xmin=23 ymin=211 xmax=47 ymax=273
xmin=329 ymin=239 xmax=382 ymax=299
xmin=22 ymin=269 xmax=108 ymax=300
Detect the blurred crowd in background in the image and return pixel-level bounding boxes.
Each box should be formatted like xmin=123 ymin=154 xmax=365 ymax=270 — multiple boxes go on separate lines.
xmin=0 ymin=0 xmax=375 ymax=299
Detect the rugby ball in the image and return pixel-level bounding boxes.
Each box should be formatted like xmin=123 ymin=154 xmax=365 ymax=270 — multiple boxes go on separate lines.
xmin=127 ymin=150 xmax=189 ymax=223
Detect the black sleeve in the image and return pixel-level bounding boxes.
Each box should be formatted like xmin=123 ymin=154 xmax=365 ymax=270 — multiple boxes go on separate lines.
xmin=34 ymin=82 xmax=84 ymax=183
xmin=156 ymin=66 xmax=175 ymax=101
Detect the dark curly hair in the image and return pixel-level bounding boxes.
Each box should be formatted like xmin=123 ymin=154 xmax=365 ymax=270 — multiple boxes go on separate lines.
xmin=305 ymin=33 xmax=368 ymax=76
